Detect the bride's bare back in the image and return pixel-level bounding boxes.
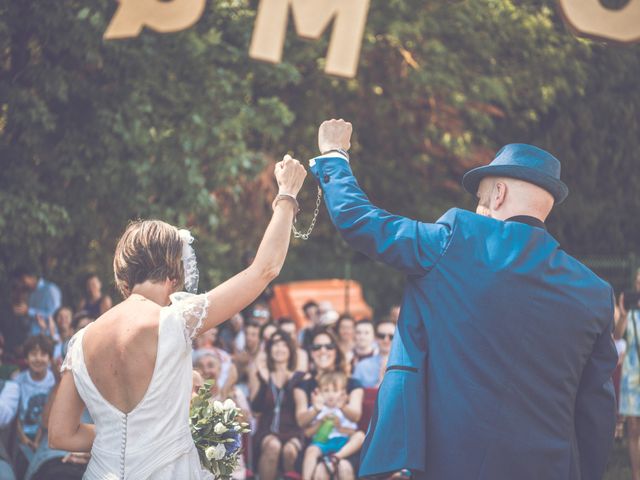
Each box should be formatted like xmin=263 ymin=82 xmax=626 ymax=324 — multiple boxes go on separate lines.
xmin=48 ymin=155 xmax=307 ymax=458
xmin=82 ymin=297 xmax=161 ymax=414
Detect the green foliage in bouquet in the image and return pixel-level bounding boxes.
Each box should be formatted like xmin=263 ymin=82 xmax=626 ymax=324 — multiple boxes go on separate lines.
xmin=189 ymin=380 xmax=251 ymax=479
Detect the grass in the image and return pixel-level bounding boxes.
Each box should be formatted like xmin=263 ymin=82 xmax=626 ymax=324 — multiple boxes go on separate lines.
xmin=605 ymin=439 xmax=632 ymax=480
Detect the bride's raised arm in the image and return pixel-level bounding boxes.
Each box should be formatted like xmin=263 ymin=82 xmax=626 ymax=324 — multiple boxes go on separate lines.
xmin=194 ymin=154 xmax=306 ymax=335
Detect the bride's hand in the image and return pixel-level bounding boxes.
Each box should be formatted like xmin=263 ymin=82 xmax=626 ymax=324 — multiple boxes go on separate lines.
xmin=275 ymin=154 xmax=307 ymax=197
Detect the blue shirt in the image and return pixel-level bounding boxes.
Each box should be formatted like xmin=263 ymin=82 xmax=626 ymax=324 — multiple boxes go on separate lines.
xmin=353 ymin=354 xmax=385 ymax=388
xmin=28 ymin=278 xmax=61 ymax=336
xmin=15 ymin=370 xmax=55 ymax=439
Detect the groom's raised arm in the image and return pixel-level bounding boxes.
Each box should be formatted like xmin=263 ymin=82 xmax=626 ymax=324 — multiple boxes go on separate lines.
xmin=309 ymin=120 xmax=453 ymax=276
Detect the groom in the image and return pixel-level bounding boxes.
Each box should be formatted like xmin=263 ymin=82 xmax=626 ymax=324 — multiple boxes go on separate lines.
xmin=309 ymin=120 xmax=617 ymax=480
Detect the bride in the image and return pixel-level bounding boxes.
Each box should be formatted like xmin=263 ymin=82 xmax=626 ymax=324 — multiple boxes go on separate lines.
xmin=48 ymin=155 xmax=307 ymax=479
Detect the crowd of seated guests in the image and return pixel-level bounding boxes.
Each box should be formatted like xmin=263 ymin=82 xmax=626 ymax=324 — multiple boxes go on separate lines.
xmin=0 ymin=265 xmax=110 ymax=479
xmin=242 ymin=304 xmax=398 ymax=480
xmin=191 ymin=298 xmax=398 ymax=480
xmin=1 ymin=262 xmax=399 ymax=479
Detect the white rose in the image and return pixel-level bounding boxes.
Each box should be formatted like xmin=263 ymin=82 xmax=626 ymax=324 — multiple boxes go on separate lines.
xmin=205 ymin=446 xmax=217 ymax=460
xmin=212 ymin=443 xmax=226 ymax=460
xmin=223 ymin=398 xmax=236 ymax=410
xmin=213 ymin=400 xmax=224 ymax=414
xmin=214 ymin=422 xmax=228 ymax=434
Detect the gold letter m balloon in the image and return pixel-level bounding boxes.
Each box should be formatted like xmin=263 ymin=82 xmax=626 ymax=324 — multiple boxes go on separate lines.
xmin=104 ymin=0 xmax=206 ymax=39
xmin=249 ymin=0 xmax=371 ymax=78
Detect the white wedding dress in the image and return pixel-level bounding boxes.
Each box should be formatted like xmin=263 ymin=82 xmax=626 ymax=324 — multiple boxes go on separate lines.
xmin=61 ymin=292 xmax=216 ymax=480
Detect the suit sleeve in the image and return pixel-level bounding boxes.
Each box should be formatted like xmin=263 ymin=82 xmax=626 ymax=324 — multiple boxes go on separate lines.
xmin=574 ymin=291 xmax=618 ymax=480
xmin=310 ymin=155 xmax=452 ymax=276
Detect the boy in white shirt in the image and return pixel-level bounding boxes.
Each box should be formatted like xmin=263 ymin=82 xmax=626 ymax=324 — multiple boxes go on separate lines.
xmin=302 ymin=371 xmax=365 ymax=478
xmin=14 ymin=335 xmax=55 ymax=476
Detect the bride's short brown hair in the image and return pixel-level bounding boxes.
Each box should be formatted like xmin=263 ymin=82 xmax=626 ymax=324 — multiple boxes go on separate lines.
xmin=113 ymin=220 xmax=184 ymax=297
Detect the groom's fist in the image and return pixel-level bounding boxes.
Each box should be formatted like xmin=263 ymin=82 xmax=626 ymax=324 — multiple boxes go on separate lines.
xmin=318 ymin=119 xmax=352 ymax=154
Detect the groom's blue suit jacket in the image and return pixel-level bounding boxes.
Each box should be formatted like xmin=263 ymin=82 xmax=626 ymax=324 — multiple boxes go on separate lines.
xmin=310 ymin=155 xmax=617 ymax=480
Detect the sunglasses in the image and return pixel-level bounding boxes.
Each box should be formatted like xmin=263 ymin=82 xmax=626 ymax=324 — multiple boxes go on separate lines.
xmin=310 ymin=342 xmax=337 ymax=352
xmin=376 ymin=333 xmax=394 ymax=340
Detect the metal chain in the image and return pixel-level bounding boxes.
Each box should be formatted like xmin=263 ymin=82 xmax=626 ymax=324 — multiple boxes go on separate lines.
xmin=292 ymin=186 xmax=322 ymax=240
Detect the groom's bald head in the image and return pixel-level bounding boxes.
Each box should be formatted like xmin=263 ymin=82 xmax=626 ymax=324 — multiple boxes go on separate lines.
xmin=475 ymin=176 xmax=554 ymax=222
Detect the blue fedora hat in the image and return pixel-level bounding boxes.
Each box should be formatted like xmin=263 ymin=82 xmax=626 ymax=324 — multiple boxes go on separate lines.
xmin=462 ymin=144 xmax=569 ymax=204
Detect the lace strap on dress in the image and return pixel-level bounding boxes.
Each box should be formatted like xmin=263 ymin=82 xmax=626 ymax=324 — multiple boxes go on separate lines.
xmin=169 ymin=292 xmax=211 ymax=343
xmin=60 ymin=330 xmax=83 ymax=374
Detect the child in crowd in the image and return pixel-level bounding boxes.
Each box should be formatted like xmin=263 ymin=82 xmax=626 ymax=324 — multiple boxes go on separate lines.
xmin=15 ymin=335 xmax=56 ymax=476
xmin=302 ymin=371 xmax=365 ymax=478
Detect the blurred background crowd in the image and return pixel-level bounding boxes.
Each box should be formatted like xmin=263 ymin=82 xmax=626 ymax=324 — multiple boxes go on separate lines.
xmin=2 ymin=263 xmax=640 ymax=480
xmin=0 ymin=264 xmax=403 ymax=480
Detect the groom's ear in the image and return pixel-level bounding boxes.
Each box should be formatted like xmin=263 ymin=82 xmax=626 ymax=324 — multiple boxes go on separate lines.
xmin=493 ymin=181 xmax=508 ymax=210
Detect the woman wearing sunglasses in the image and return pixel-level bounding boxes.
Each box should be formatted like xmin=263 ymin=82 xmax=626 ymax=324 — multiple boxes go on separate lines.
xmin=294 ymin=328 xmax=364 ymax=479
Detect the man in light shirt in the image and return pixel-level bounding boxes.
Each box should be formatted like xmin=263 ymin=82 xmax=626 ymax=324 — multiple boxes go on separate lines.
xmin=353 ymin=320 xmax=396 ymax=388
xmin=352 ymin=319 xmax=378 ymax=368
xmin=12 ymin=265 xmax=61 ymax=337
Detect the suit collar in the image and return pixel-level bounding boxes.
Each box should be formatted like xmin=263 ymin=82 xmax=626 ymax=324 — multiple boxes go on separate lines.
xmin=506 ymin=215 xmax=546 ymax=231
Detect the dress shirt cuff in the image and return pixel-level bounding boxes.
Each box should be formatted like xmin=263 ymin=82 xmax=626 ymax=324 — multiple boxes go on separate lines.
xmin=309 ymin=152 xmax=349 ymax=168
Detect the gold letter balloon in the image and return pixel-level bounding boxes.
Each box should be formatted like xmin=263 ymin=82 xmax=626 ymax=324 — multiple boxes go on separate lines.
xmin=557 ymin=0 xmax=640 ymax=43
xmin=104 ymin=0 xmax=206 ymax=39
xmin=102 ymin=0 xmax=640 ymax=78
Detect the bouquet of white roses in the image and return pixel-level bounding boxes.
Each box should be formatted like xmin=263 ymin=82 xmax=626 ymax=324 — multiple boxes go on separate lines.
xmin=190 ymin=381 xmax=251 ymax=479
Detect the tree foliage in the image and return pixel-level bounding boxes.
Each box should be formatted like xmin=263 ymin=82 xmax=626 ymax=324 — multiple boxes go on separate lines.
xmin=1 ymin=0 xmax=638 ymax=312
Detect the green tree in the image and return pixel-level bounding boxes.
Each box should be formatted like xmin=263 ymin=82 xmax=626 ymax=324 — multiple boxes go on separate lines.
xmin=0 ymin=0 xmax=296 ymax=301
xmin=1 ymin=0 xmax=638 ymax=312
